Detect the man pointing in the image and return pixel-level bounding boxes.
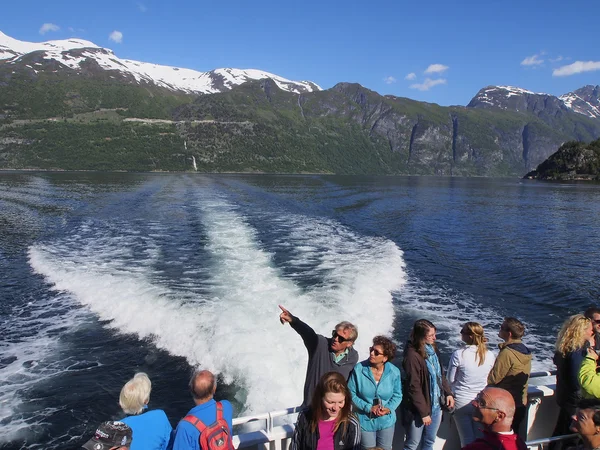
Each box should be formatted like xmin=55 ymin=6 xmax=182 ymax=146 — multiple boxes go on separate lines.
xmin=279 ymin=304 xmax=358 ymax=407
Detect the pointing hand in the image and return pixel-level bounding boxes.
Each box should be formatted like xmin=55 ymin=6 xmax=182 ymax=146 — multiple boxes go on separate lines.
xmin=279 ymin=305 xmax=293 ymax=324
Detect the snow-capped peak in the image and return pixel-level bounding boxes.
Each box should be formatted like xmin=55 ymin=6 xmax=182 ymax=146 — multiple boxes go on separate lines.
xmin=0 ymin=31 xmax=321 ymax=95
xmin=0 ymin=30 xmax=99 ymax=60
xmin=487 ymin=85 xmax=548 ymax=97
xmin=559 ymin=86 xmax=600 ymax=119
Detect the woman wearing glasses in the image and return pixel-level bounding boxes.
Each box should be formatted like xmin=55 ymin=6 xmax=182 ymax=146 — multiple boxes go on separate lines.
xmin=446 ymin=322 xmax=496 ymax=446
xmin=348 ymin=336 xmax=402 ymax=450
xmin=401 ymin=319 xmax=454 ymax=450
xmin=551 ymin=314 xmax=593 ymax=450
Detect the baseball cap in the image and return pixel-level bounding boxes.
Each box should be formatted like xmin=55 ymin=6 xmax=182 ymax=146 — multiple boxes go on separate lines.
xmin=82 ymin=421 xmax=132 ymax=450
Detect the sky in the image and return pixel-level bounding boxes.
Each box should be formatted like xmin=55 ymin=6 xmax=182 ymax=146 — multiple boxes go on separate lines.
xmin=1 ymin=0 xmax=599 ymax=106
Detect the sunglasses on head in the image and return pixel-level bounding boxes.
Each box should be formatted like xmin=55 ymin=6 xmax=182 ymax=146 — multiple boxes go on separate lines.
xmin=369 ymin=347 xmax=383 ymax=356
xmin=332 ymin=330 xmax=351 ymax=343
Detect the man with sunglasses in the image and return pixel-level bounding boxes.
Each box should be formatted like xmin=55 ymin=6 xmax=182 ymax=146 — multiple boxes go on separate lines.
xmin=279 ymin=305 xmax=358 ymax=407
xmin=583 ymin=307 xmax=600 ymax=352
xmin=461 ymin=387 xmax=527 ymax=450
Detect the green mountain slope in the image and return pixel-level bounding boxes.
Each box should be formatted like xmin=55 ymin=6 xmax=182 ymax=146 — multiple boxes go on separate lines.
xmin=1 ymin=71 xmax=600 ymax=175
xmin=524 ymin=139 xmax=600 ymax=180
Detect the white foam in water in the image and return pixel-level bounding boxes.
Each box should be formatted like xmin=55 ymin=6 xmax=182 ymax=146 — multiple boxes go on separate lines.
xmin=27 ymin=192 xmax=407 ymax=416
xmin=0 ymin=293 xmax=91 ymax=443
xmin=396 ymin=279 xmax=555 ymax=373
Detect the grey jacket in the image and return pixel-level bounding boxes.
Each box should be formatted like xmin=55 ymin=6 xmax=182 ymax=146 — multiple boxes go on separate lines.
xmin=290 ymin=316 xmax=358 ymax=406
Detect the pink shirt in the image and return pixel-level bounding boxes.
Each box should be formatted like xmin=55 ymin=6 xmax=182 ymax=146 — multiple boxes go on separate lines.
xmin=317 ymin=420 xmax=336 ymax=450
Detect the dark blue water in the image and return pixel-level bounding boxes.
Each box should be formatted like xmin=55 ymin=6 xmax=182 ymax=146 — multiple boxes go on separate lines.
xmin=1 ymin=172 xmax=599 ymax=449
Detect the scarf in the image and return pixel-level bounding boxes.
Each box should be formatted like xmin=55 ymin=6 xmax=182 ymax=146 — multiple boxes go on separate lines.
xmin=425 ymin=344 xmax=442 ymax=411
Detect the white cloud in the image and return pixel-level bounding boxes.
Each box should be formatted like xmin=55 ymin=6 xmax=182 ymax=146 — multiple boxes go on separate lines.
xmin=553 ymin=60 xmax=600 ymax=77
xmin=424 ymin=64 xmax=449 ymax=74
xmin=549 ymin=56 xmax=564 ymax=63
xmin=521 ymin=54 xmax=544 ymax=66
xmin=109 ymin=30 xmax=123 ymax=44
xmin=410 ymin=78 xmax=447 ymax=91
xmin=383 ymin=76 xmax=397 ymax=84
xmin=137 ymin=2 xmax=147 ymax=12
xmin=405 ymin=72 xmax=416 ymax=81
xmin=39 ymin=23 xmax=60 ymax=35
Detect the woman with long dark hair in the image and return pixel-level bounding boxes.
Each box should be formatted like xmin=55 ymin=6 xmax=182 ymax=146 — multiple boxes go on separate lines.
xmin=348 ymin=336 xmax=402 ymax=450
xmin=551 ymin=314 xmax=593 ymax=450
xmin=291 ymin=372 xmax=361 ymax=450
xmin=401 ymin=319 xmax=454 ymax=450
xmin=447 ymin=322 xmax=496 ymax=446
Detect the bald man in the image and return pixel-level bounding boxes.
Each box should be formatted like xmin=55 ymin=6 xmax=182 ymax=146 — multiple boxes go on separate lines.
xmin=172 ymin=370 xmax=233 ymax=450
xmin=461 ymin=387 xmax=527 ymax=450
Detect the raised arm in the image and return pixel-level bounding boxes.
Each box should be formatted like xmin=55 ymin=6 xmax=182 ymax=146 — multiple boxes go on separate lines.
xmin=279 ymin=305 xmax=319 ymax=353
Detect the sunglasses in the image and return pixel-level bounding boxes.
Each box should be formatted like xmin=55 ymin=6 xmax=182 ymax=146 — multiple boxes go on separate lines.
xmin=332 ymin=330 xmax=351 ymax=343
xmin=473 ymin=394 xmax=500 ymax=411
xmin=594 ymin=320 xmax=600 ymax=325
xmin=460 ymin=329 xmax=471 ymax=335
xmin=369 ymin=347 xmax=383 ymax=356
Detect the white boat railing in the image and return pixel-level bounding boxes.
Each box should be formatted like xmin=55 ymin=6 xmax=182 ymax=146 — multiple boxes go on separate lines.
xmin=231 ymin=371 xmax=561 ymax=450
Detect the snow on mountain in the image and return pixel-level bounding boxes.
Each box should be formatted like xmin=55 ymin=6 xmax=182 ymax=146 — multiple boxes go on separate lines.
xmin=468 ymin=85 xmax=600 ymax=120
xmin=559 ymin=86 xmax=600 ymax=119
xmin=0 ymin=31 xmax=321 ymax=95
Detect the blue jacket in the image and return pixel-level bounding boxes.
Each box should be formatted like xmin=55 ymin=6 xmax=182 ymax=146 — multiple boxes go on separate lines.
xmin=121 ymin=409 xmax=173 ymax=450
xmin=171 ymin=400 xmax=233 ymax=450
xmin=347 ymin=361 xmax=402 ymax=432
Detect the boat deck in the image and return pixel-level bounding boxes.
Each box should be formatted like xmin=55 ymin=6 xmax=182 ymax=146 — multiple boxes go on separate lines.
xmin=231 ymin=372 xmax=561 ymax=450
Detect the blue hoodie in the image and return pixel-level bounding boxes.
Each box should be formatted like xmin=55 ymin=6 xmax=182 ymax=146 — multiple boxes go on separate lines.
xmin=348 ymin=360 xmax=403 ymax=432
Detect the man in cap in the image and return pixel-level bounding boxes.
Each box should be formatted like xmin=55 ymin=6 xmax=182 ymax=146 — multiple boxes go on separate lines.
xmin=279 ymin=304 xmax=358 ymax=407
xmin=82 ymin=421 xmax=132 ymax=450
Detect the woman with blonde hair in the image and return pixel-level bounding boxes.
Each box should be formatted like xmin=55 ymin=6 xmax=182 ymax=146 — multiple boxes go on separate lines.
xmin=550 ymin=314 xmax=593 ymax=450
xmin=446 ymin=322 xmax=496 ymax=446
xmin=291 ymin=372 xmax=361 ymax=450
xmin=119 ymin=372 xmax=172 ymax=450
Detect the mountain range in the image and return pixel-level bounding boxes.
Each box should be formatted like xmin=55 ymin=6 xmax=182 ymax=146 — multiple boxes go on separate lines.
xmin=1 ymin=31 xmax=599 ymax=176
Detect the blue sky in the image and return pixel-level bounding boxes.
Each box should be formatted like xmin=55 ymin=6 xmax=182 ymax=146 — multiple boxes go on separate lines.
xmin=1 ymin=0 xmax=599 ymax=106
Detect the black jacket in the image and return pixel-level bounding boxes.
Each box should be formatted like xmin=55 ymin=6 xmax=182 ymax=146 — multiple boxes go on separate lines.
xmin=401 ymin=341 xmax=452 ymax=420
xmin=554 ymin=348 xmax=585 ymax=408
xmin=291 ymin=410 xmax=361 ymax=450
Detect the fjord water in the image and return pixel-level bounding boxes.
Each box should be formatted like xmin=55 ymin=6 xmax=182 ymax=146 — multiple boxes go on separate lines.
xmin=1 ymin=173 xmax=599 ymax=449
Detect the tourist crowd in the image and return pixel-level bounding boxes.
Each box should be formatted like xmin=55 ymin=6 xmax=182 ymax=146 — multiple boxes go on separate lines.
xmin=81 ymin=306 xmax=600 ymax=450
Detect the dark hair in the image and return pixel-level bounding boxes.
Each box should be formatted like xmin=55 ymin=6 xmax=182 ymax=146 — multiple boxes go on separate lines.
xmin=372 ymin=336 xmax=396 ymax=361
xmin=578 ymin=399 xmax=600 ymax=426
xmin=309 ymin=372 xmax=352 ymax=434
xmin=503 ymin=317 xmax=525 ymax=339
xmin=410 ymin=319 xmax=436 ymax=359
xmin=584 ymin=307 xmax=600 ymax=320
